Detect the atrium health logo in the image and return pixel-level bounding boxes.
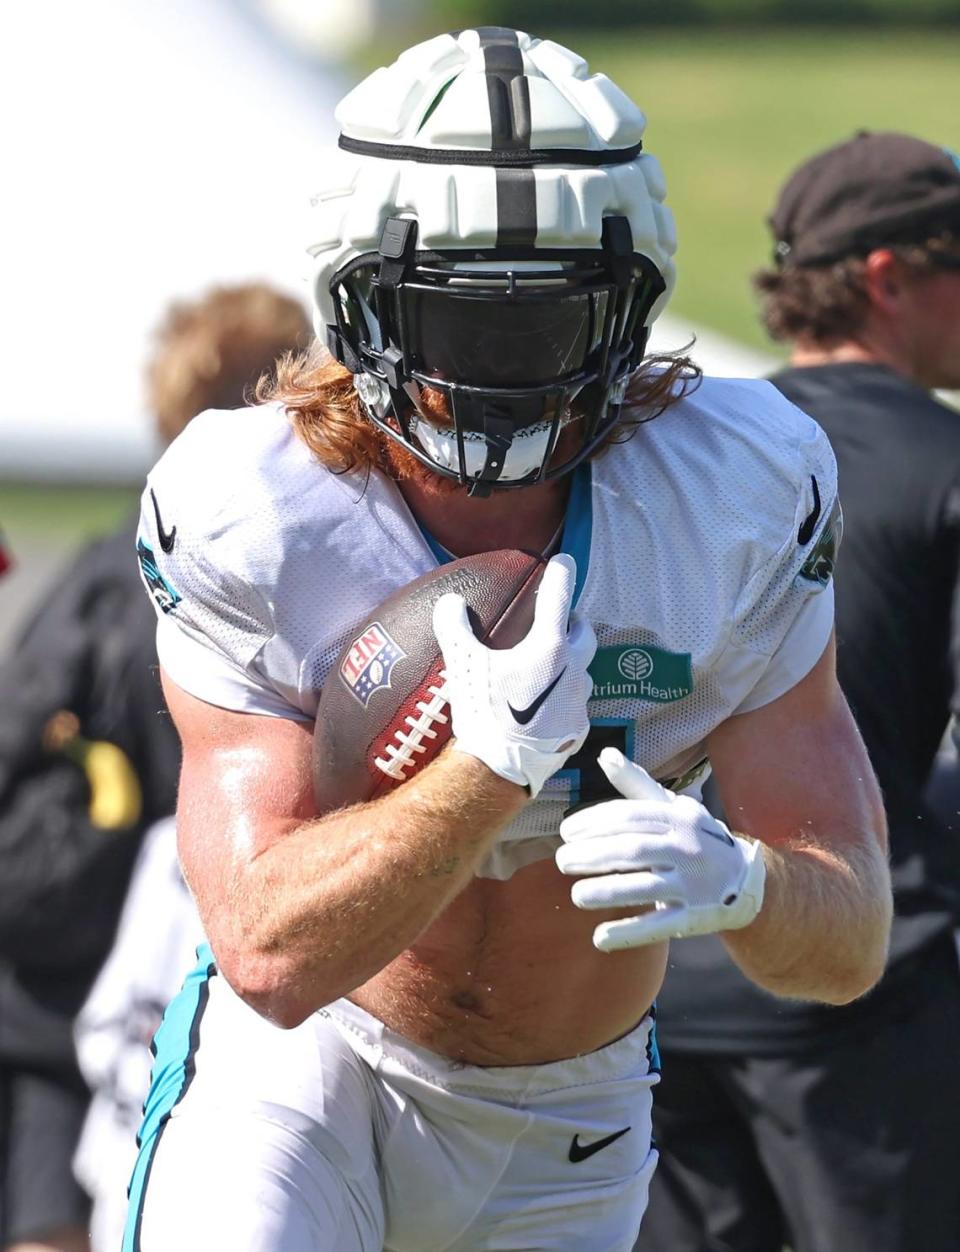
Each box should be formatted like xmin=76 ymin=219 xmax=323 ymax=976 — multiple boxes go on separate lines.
xmin=617 ymin=648 xmax=653 ymax=681
xmin=590 ymin=643 xmax=693 ymax=704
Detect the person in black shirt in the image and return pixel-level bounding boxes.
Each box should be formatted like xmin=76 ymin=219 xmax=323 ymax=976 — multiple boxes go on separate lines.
xmin=0 ymin=283 xmax=311 ymax=1252
xmin=635 ymin=132 xmax=960 ymax=1252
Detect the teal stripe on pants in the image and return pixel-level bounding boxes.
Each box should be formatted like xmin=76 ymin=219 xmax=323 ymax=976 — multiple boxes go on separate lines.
xmin=122 ymin=944 xmax=217 ymax=1251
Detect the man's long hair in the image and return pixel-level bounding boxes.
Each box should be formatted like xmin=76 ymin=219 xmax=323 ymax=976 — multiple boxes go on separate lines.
xmin=754 ymin=230 xmax=960 ymax=345
xmin=258 ymin=346 xmax=701 ymax=482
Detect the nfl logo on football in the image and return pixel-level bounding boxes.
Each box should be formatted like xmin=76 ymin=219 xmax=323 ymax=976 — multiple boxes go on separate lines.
xmin=339 ymin=622 xmax=406 ymax=708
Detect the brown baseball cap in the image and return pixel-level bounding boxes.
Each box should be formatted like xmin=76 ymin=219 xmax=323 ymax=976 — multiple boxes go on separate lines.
xmin=769 ymin=131 xmax=960 ymax=268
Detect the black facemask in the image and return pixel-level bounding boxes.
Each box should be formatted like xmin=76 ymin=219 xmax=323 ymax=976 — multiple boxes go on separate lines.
xmin=326 ymin=215 xmax=665 ymax=496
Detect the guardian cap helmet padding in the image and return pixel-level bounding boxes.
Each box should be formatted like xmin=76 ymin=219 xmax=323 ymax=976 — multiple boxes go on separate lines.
xmin=308 ymin=28 xmax=677 ymax=493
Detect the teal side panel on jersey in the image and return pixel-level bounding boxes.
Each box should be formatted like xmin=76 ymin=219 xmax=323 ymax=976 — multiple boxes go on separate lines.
xmin=122 ymin=944 xmax=217 ymax=1251
xmin=560 ymin=461 xmax=593 ymax=609
xmin=136 ymin=537 xmax=181 ymax=614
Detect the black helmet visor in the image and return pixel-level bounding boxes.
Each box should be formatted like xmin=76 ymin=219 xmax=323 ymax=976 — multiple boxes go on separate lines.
xmin=401 ymin=281 xmax=610 ymax=388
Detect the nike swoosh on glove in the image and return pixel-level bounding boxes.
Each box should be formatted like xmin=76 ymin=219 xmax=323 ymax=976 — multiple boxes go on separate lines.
xmin=556 ymin=748 xmax=766 ymax=951
xmin=432 ymin=554 xmax=596 ymax=797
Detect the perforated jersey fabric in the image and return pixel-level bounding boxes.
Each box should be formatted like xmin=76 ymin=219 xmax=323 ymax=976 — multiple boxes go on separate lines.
xmin=137 ymin=377 xmax=836 ymax=879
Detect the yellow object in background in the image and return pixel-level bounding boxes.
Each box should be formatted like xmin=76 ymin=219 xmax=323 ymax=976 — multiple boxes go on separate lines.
xmin=43 ymin=710 xmax=143 ymax=831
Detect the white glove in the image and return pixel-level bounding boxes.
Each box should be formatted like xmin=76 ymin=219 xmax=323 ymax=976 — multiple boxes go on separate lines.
xmin=432 ymin=553 xmax=596 ymax=797
xmin=556 ymin=748 xmax=766 ymax=951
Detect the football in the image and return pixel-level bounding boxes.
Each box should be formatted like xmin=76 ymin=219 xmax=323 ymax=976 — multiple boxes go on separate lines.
xmin=313 ymin=550 xmax=547 ymax=812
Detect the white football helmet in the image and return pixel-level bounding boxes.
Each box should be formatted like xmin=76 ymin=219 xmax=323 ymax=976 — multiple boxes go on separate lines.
xmin=307 ymin=28 xmax=677 ymax=494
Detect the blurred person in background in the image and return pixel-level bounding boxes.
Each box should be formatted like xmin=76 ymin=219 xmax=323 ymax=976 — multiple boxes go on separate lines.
xmin=0 ymin=282 xmax=311 ymax=1252
xmin=636 ymin=131 xmax=960 ymax=1252
xmin=72 ymin=816 xmax=205 ymax=1252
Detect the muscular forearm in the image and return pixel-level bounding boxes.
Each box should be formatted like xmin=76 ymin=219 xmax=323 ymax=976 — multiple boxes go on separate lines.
xmin=206 ymin=749 xmax=525 ymax=1026
xmin=722 ymin=828 xmax=892 ymax=1004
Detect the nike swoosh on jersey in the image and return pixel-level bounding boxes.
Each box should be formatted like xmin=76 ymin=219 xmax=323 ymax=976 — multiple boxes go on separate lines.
xmin=568 ymin=1126 xmax=631 ymax=1163
xmin=507 ymin=667 xmax=566 ymax=725
xmin=797 ymin=475 xmax=821 ymax=545
xmin=150 ymin=489 xmax=177 ymax=554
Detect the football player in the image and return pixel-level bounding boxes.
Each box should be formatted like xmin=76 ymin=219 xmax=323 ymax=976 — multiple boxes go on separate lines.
xmin=124 ymin=29 xmax=891 ymax=1252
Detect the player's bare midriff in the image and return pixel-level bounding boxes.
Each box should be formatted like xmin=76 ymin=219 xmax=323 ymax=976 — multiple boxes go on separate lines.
xmin=352 ymin=855 xmax=669 ymax=1066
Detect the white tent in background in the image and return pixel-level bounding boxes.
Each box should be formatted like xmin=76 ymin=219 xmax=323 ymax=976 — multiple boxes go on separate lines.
xmin=0 ymin=1 xmax=776 ymax=484
xmin=648 ymin=319 xmax=777 ymax=380
xmin=0 ymin=0 xmax=342 ymax=482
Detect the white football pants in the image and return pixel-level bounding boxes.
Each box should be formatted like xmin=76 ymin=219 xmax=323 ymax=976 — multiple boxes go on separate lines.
xmin=124 ymin=948 xmax=660 ymax=1251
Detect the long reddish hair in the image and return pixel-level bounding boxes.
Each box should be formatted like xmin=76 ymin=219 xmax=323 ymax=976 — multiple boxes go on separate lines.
xmin=258 ymin=344 xmax=701 ymax=480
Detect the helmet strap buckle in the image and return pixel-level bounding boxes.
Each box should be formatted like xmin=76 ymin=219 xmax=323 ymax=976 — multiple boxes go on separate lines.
xmin=372 ymin=217 xmax=419 ymax=395
xmin=380 ymin=346 xmax=404 ymax=391
xmin=601 ymin=215 xmax=635 ymax=290
xmin=325 ymin=324 xmax=359 ymax=372
xmin=377 ymin=217 xmax=418 ymax=287
xmin=456 ymin=397 xmax=516 ymax=496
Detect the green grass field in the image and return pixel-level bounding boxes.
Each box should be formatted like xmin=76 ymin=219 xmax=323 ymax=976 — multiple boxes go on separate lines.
xmin=3 ymin=28 xmax=958 ymax=546
xmin=571 ymin=28 xmax=960 ymax=349
xmin=0 ymin=482 xmax=141 ymax=541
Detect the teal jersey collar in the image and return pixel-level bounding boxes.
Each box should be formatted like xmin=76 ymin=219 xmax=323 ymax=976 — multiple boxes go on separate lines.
xmin=417 ymin=461 xmax=594 ymax=609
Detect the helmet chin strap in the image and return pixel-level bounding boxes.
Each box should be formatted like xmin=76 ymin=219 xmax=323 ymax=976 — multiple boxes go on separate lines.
xmin=470 ymin=421 xmax=512 ymax=496
xmin=449 ymin=388 xmax=565 ymax=497
xmin=399 ymin=379 xmax=523 ymax=496
xmin=458 ymin=397 xmax=516 ymax=498
xmin=408 ymin=408 xmax=563 ymax=494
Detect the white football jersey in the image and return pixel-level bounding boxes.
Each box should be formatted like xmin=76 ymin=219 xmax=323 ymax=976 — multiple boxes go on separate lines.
xmin=137 ymin=377 xmax=837 ymax=878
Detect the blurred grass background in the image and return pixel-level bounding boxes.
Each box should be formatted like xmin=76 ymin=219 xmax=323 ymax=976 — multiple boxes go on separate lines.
xmin=573 ymin=28 xmax=960 ymax=348
xmin=1 ymin=483 xmax=141 ymax=541
xmin=3 ymin=23 xmax=958 ymax=554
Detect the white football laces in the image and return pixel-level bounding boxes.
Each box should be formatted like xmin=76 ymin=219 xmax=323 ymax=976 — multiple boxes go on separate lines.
xmin=374 ymin=674 xmax=449 ymax=780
